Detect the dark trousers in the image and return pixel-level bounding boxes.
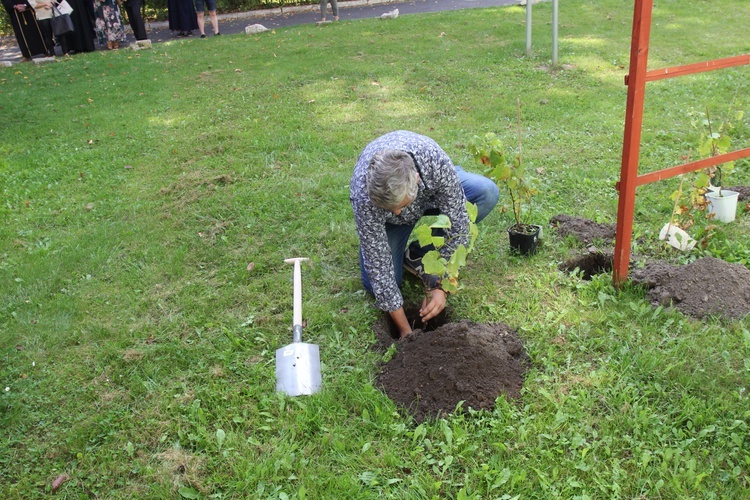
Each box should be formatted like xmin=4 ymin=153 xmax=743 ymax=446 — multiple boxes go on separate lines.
xmin=37 ymin=18 xmax=55 ymax=56
xmin=123 ymin=0 xmax=148 ymax=40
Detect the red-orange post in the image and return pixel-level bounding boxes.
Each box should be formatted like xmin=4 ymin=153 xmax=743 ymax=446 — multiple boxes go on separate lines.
xmin=613 ymin=0 xmax=750 ymax=285
xmin=613 ymin=0 xmax=652 ymax=284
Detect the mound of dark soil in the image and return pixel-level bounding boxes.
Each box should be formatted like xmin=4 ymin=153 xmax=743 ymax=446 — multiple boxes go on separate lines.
xmin=550 ymin=214 xmax=616 ymax=245
xmin=630 ymin=257 xmax=750 ymax=320
xmin=725 ymin=186 xmax=750 ymax=200
xmin=376 ymin=320 xmax=529 ymax=422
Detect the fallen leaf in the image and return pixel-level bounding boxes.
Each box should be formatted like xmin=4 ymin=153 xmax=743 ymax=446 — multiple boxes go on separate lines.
xmin=84 ymin=203 xmax=95 ymax=211
xmin=87 ymin=98 xmax=93 ymax=103
xmin=536 ymin=167 xmax=545 ymax=174
xmin=371 ymin=81 xmax=380 ymax=86
xmin=124 ymin=165 xmax=133 ymax=169
xmin=439 ymin=32 xmax=446 ymax=37
xmin=308 ymin=99 xmax=315 ymax=103
xmin=246 ymin=262 xmax=255 ymax=271
xmin=234 ymin=68 xmax=242 ymax=72
xmin=52 ymin=475 xmax=68 ymax=491
xmin=145 ymin=335 xmax=155 ymax=344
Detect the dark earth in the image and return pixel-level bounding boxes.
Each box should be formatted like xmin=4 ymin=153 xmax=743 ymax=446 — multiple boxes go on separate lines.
xmin=374 ymin=313 xmax=529 ymax=423
xmin=549 ymin=214 xmax=617 ymax=245
xmin=630 ymin=257 xmax=750 ymax=320
xmin=374 ymin=205 xmax=749 ymax=421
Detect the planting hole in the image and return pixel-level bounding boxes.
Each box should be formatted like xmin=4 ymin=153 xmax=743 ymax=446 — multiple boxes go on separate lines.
xmin=560 ymin=252 xmax=613 ymax=280
xmin=383 ymin=303 xmax=451 ymax=339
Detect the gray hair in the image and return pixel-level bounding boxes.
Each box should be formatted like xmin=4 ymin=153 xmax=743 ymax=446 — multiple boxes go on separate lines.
xmin=366 ymin=150 xmax=419 ymax=210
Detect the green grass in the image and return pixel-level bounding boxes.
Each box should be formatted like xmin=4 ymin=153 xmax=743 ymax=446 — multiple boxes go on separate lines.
xmin=2 ymin=0 xmax=750 ymax=497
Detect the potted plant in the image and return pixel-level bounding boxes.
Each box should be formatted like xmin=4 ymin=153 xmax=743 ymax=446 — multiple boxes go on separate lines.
xmin=696 ymin=107 xmax=741 ymax=223
xmin=468 ymin=100 xmax=540 ymax=255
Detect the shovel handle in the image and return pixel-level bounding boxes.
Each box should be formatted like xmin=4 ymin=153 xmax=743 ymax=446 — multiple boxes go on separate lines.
xmin=285 ymin=258 xmax=308 ymax=341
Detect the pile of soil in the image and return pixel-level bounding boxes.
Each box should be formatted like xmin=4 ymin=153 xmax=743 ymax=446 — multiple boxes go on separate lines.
xmin=725 ymin=186 xmax=750 ymax=201
xmin=549 ymin=214 xmax=616 ymax=245
xmin=630 ymin=257 xmax=750 ymax=319
xmin=375 ymin=320 xmax=529 ymax=422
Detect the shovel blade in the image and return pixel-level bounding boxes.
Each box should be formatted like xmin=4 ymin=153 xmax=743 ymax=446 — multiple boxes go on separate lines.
xmin=275 ymin=342 xmax=322 ymax=396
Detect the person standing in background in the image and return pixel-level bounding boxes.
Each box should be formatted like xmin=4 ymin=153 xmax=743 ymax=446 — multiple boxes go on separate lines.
xmin=122 ymin=0 xmax=148 ymax=41
xmin=24 ymin=0 xmax=55 ymax=56
xmin=167 ymin=0 xmax=198 ymax=37
xmin=57 ymin=0 xmax=97 ymax=54
xmin=93 ymin=0 xmax=126 ymax=49
xmin=194 ymin=0 xmax=218 ymax=38
xmin=1 ymin=0 xmax=51 ymax=60
xmin=317 ymin=0 xmax=338 ymax=24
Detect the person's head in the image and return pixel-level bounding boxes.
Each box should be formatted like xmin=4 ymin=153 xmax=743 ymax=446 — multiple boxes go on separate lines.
xmin=367 ymin=150 xmax=419 ymax=214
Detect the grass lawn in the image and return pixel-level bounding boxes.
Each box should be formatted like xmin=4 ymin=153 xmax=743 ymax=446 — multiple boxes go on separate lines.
xmin=2 ymin=0 xmax=749 ymax=497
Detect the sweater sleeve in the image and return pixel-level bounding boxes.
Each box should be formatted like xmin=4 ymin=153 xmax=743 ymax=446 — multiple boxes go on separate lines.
xmin=352 ymin=201 xmax=404 ymax=312
xmin=429 ymin=146 xmax=470 ymax=259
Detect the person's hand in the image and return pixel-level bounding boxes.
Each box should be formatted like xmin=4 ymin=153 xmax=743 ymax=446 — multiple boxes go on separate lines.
xmin=14 ymin=4 xmax=27 ymax=11
xmin=420 ymin=288 xmax=447 ymax=322
xmin=389 ymin=307 xmax=412 ymax=339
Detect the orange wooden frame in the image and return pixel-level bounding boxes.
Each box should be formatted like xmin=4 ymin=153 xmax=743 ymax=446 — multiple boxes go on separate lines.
xmin=613 ymin=0 xmax=750 ymax=284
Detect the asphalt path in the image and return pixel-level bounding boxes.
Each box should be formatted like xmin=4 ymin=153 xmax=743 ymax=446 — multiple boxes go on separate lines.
xmin=1 ymin=0 xmax=519 ymax=64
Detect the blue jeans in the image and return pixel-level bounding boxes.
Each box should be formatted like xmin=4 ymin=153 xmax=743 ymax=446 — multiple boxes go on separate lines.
xmin=360 ymin=166 xmax=499 ymax=293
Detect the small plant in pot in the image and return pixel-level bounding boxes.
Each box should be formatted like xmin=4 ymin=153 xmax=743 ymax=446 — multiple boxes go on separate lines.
xmin=468 ymin=100 xmax=540 ymax=255
xmin=694 ymin=106 xmax=742 ymax=223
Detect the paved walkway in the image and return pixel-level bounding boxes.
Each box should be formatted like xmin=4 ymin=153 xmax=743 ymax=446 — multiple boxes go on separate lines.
xmin=1 ymin=0 xmax=517 ymax=64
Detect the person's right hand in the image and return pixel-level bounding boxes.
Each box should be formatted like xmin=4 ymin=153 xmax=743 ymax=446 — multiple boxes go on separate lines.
xmin=14 ymin=4 xmax=28 ymax=11
xmin=420 ymin=288 xmax=447 ymax=322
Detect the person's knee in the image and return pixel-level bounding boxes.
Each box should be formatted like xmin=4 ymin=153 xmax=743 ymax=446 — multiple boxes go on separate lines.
xmin=475 ymin=182 xmax=500 ymax=223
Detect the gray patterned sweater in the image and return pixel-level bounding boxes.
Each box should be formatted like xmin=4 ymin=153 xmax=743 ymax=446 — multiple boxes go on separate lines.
xmin=350 ymin=131 xmax=469 ymax=312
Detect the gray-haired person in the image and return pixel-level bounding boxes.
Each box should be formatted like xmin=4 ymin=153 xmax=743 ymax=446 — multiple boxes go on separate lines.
xmin=350 ymin=130 xmax=499 ymax=338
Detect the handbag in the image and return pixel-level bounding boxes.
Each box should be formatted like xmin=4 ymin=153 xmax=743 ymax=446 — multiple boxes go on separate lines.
xmin=50 ymin=4 xmax=75 ymax=37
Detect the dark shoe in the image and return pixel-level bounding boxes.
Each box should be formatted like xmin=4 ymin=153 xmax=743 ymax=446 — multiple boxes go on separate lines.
xmin=200 ymin=34 xmax=206 ymax=38
xmin=215 ymin=32 xmax=221 ymax=36
xmin=404 ymin=242 xmax=442 ymax=288
xmin=403 ymin=242 xmax=425 ymax=278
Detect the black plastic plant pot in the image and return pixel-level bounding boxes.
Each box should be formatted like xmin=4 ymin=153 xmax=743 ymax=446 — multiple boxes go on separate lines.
xmin=507 ymin=224 xmax=541 ymax=256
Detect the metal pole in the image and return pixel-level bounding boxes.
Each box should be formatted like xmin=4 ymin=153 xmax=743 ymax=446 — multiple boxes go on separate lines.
xmin=525 ymin=0 xmax=532 ymax=57
xmin=552 ymin=0 xmax=559 ymax=65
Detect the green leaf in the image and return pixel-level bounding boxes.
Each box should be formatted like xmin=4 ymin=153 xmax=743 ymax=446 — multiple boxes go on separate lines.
xmin=216 ymin=429 xmax=226 ymax=449
xmin=422 ymin=250 xmax=446 ymax=276
xmin=430 ymin=214 xmax=452 ymax=229
xmin=490 ymin=164 xmax=511 ymax=181
xmin=178 ymin=486 xmax=200 ymax=499
xmin=465 ymin=201 xmax=478 ymax=223
xmin=413 ymin=225 xmax=434 ymax=248
xmin=446 ymin=245 xmax=467 ymax=276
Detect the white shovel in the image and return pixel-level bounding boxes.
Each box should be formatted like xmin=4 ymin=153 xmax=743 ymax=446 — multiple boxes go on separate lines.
xmin=275 ymin=258 xmax=322 ymax=396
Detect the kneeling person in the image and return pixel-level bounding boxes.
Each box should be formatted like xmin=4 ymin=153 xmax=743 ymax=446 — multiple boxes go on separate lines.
xmin=350 ymin=130 xmax=499 ymax=338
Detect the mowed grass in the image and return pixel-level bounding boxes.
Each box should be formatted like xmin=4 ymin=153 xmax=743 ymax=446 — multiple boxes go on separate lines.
xmin=1 ymin=0 xmax=749 ymax=497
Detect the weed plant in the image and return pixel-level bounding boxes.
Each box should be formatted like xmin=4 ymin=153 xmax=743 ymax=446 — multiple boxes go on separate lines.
xmin=1 ymin=0 xmax=749 ymax=497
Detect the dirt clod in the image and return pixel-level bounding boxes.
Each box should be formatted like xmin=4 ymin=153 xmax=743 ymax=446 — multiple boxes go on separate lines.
xmin=630 ymin=257 xmax=750 ymax=320
xmin=550 ymin=214 xmax=616 ymax=245
xmin=376 ymin=320 xmax=529 ymax=422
